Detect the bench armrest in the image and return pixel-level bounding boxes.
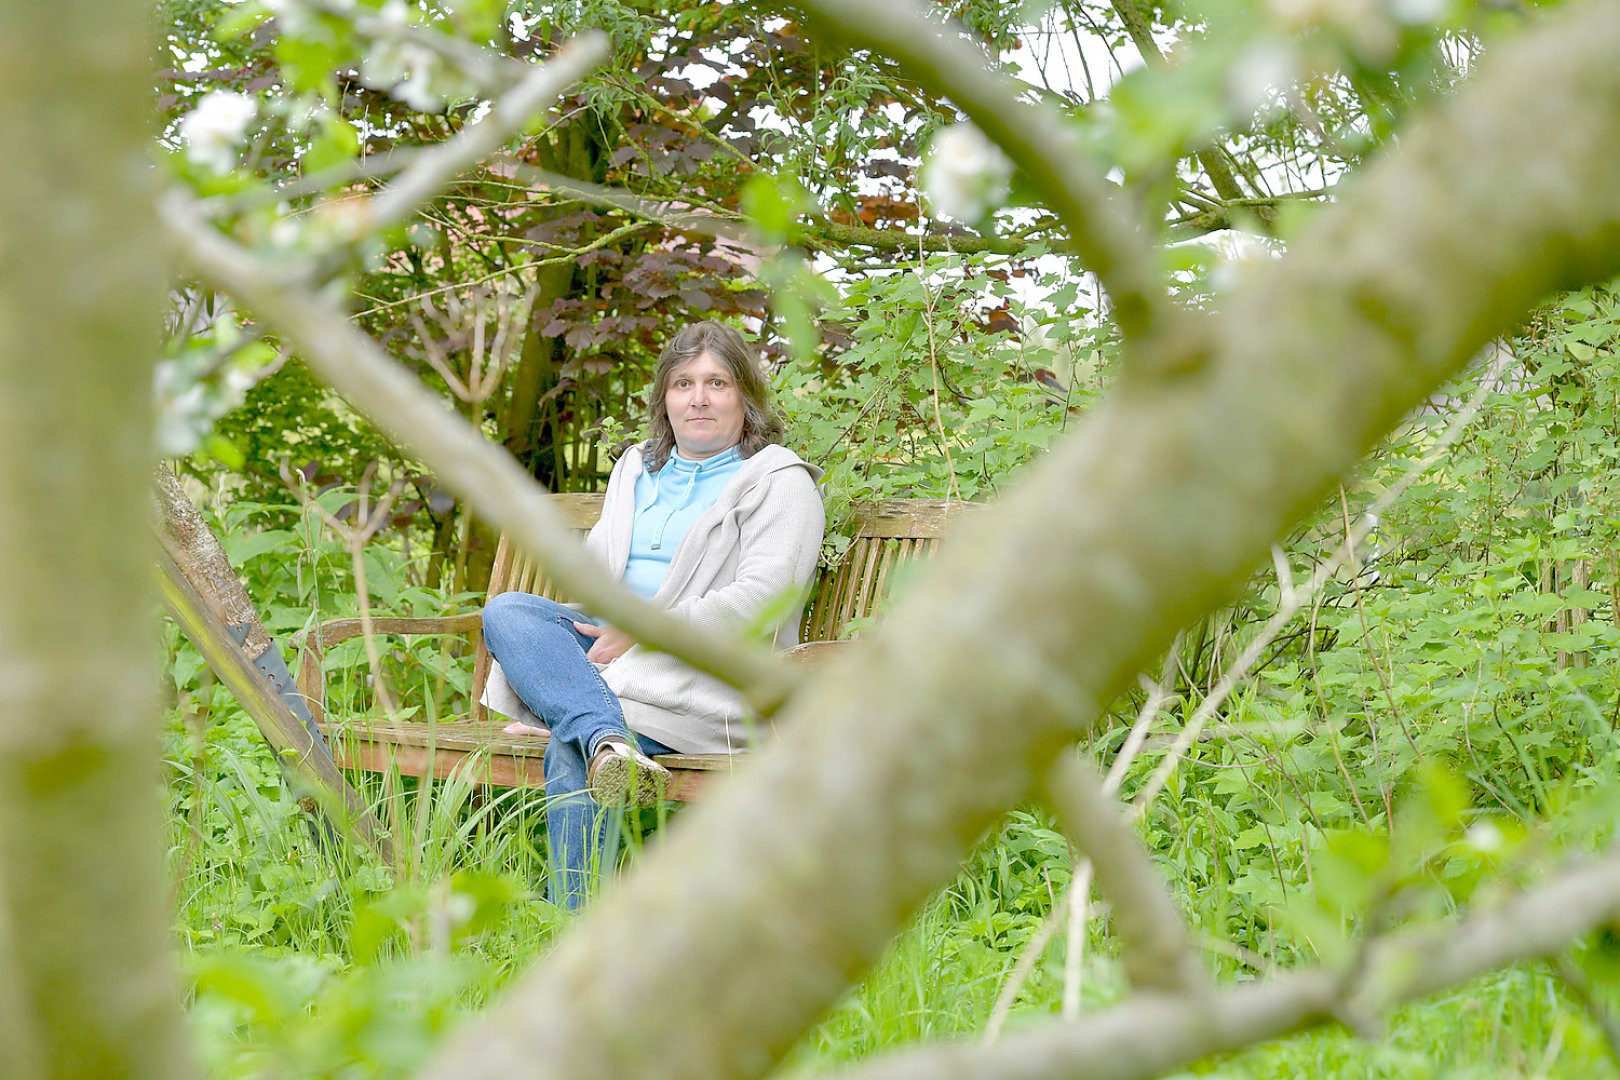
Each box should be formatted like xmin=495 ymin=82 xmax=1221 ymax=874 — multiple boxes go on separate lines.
xmin=295 ymin=612 xmax=484 ymax=725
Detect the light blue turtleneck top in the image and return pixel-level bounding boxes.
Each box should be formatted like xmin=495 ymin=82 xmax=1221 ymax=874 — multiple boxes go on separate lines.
xmin=622 ymin=445 xmax=744 ymax=600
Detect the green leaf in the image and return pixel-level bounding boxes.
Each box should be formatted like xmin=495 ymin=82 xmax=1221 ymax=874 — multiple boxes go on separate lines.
xmin=203 ymin=433 xmax=246 ymax=470
xmin=274 ymin=32 xmax=347 ymax=99
xmin=214 ymin=1 xmax=271 ymax=41
xmin=222 ymin=529 xmax=297 ymax=566
xmin=445 ymin=0 xmax=503 ymax=41
xmin=742 ymin=173 xmax=814 ymax=245
xmin=304 ymin=112 xmax=360 ymax=175
xmin=190 ymin=953 xmax=302 ymax=1025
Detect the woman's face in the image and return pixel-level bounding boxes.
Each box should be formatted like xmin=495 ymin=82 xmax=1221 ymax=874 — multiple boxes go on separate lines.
xmin=665 ymin=351 xmax=745 ymax=461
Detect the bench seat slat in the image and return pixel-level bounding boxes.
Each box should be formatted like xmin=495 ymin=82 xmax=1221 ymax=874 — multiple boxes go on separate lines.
xmin=320 ymin=718 xmax=734 ymax=799
xmin=322 ymin=717 xmax=733 ymax=769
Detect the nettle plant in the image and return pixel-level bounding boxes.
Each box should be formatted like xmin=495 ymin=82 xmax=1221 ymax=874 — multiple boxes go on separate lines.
xmin=1090 ymin=286 xmax=1620 ymax=961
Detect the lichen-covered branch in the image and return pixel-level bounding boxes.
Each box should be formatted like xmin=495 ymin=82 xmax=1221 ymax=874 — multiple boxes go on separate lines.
xmin=496 ymin=160 xmax=1066 ymax=259
xmin=0 ymin=1 xmax=194 ymax=1076
xmin=152 ymin=466 xmax=274 ymax=661
xmin=1042 ymin=753 xmax=1205 ymax=995
xmin=827 ymin=842 xmax=1620 ymax=1080
xmin=152 ymin=467 xmax=393 ymax=862
xmin=416 ymin=6 xmax=1620 ymax=1079
xmin=1107 ymin=0 xmax=1249 ymax=205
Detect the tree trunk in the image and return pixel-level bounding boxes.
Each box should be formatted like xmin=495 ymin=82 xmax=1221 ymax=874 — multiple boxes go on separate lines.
xmin=0 ymin=1 xmax=194 ymax=1077
xmin=501 ymin=262 xmax=573 ymax=476
xmin=502 ymin=117 xmax=619 ymax=492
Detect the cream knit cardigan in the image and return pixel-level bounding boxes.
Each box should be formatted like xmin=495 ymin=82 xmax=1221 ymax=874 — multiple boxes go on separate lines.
xmin=481 ymin=442 xmax=825 ymax=754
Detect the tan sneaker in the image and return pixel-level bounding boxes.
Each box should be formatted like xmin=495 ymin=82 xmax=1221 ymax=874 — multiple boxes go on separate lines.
xmin=587 ymin=736 xmax=671 ymax=806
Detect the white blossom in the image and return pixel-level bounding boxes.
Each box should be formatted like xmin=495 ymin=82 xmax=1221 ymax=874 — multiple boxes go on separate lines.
xmin=921 ymin=124 xmax=1013 ymax=223
xmin=153 ymin=305 xmax=264 ymax=455
xmin=375 ymin=0 xmax=408 ymax=28
xmin=354 ymin=1 xmax=445 ymax=111
xmin=1271 ymin=0 xmax=1396 ymax=59
xmin=179 ymin=91 xmax=258 ymax=174
xmin=1268 ymin=0 xmax=1335 ymax=29
xmin=269 ymin=217 xmax=301 ymax=248
xmin=222 ymin=365 xmax=256 ymax=398
xmin=153 ymin=362 xmax=211 ymax=456
xmin=393 ymin=44 xmax=443 ymax=112
xmin=360 ymin=38 xmax=444 ymax=112
xmin=1465 ymin=821 xmax=1504 ymax=855
xmin=446 ymin=892 xmax=477 ymax=926
xmin=1228 ymin=42 xmax=1298 ymax=116
xmin=1388 ymin=0 xmax=1447 ymax=25
xmin=262 ymin=0 xmax=318 ymax=35
xmin=153 ymin=357 xmax=257 ymax=454
xmin=1210 ymin=231 xmax=1276 ymax=293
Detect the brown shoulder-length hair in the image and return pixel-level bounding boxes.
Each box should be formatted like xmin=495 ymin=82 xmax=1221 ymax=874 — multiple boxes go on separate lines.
xmin=643 ymin=321 xmax=785 ymax=471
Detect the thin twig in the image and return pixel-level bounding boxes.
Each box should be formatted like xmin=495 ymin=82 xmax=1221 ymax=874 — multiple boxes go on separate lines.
xmin=1102 ymin=647 xmax=1182 ymax=797
xmin=488 ymin=161 xmax=762 ymax=249
xmin=301 ymin=0 xmax=531 ymax=94
xmin=1339 ymin=484 xmax=1422 ymax=759
xmin=277 ymin=461 xmax=406 ymax=718
xmin=919 ymin=266 xmax=963 ymax=503
xmin=348 ymin=469 xmax=408 ymax=719
xmin=984 ymin=653 xmax=1180 ymax=1039
xmin=835 ymin=842 xmax=1620 ymax=1080
xmin=353 ymin=219 xmax=650 ymax=318
xmin=1046 ymin=754 xmax=1207 ymax=995
xmin=983 ymin=899 xmax=1064 ymax=1042
xmin=985 ymin=352 xmax=1508 ymax=1030
xmin=1062 ymin=859 xmax=1093 ymax=1022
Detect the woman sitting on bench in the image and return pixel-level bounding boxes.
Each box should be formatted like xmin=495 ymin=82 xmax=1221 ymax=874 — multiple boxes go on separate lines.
xmin=480 ymin=321 xmax=825 ymax=909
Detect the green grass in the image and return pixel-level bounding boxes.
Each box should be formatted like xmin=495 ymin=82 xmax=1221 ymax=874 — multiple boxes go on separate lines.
xmin=163 ymin=706 xmax=1620 ymax=1079
xmin=1195 ymin=967 xmax=1620 ymax=1079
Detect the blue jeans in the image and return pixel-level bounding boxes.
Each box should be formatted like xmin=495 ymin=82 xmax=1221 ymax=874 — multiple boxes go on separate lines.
xmin=481 ymin=592 xmax=674 ymax=909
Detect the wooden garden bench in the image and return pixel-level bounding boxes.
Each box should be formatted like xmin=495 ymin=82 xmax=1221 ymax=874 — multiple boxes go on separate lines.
xmin=297 ymin=495 xmax=965 ymax=800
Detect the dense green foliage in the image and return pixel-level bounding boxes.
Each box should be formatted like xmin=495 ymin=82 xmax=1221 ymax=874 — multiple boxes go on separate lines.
xmin=149 ymin=0 xmax=1620 ymax=1076
xmin=160 ymin=285 xmax=1620 ymax=1077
